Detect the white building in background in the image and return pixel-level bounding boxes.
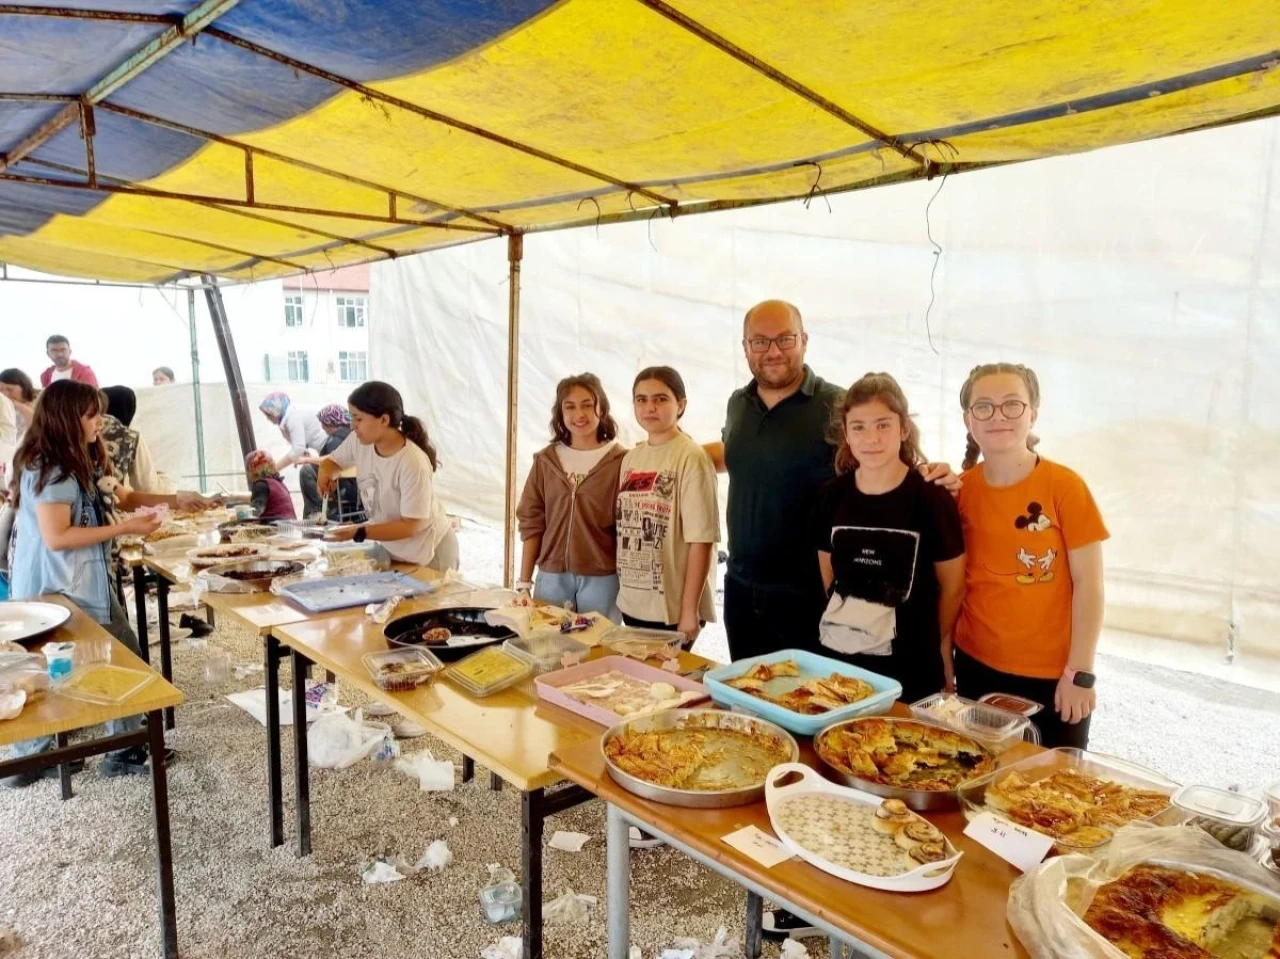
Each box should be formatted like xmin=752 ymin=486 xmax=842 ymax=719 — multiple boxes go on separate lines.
xmin=266 ymin=264 xmax=370 ymax=387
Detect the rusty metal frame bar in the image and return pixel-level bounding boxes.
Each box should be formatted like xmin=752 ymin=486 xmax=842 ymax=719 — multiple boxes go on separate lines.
xmin=79 ymin=102 xmax=96 ymax=187
xmin=203 ymin=27 xmax=679 ymax=211
xmin=94 ymin=102 xmax=512 ymax=231
xmin=0 ymin=5 xmax=172 ymax=23
xmin=0 ymin=170 xmax=502 ymax=232
xmin=636 ymin=0 xmax=927 ymax=168
xmin=0 ymin=92 xmax=78 ymax=102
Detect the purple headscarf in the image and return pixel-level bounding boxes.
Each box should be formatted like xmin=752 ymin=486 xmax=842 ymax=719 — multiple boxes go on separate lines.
xmin=317 ymin=403 xmax=350 ymax=428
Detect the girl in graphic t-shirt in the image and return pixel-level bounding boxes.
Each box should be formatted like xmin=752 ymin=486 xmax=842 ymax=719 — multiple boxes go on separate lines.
xmin=812 ymin=373 xmax=965 ymax=703
xmin=318 ymin=381 xmax=457 ymax=570
xmin=951 ymin=363 xmax=1109 ymax=749
xmin=516 ymin=373 xmax=626 ymax=620
xmin=615 ymin=367 xmax=719 ymax=645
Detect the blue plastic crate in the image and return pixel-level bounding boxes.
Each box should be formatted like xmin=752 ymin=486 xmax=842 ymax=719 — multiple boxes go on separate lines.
xmin=703 ymin=649 xmax=902 ymax=737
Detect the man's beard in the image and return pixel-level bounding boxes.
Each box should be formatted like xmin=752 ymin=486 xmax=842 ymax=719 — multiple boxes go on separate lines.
xmin=751 ymin=357 xmax=802 ymax=388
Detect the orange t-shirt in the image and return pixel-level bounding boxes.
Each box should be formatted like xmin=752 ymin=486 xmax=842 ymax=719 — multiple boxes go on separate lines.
xmin=954 ymin=458 xmax=1108 ymax=679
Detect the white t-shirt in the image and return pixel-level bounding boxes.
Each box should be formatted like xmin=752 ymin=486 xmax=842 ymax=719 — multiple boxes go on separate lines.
xmin=554 ymin=441 xmax=614 ymax=487
xmin=329 ymin=432 xmax=451 ymax=566
xmin=49 ymin=367 xmax=73 ymax=382
xmin=280 ymin=405 xmax=327 ymax=456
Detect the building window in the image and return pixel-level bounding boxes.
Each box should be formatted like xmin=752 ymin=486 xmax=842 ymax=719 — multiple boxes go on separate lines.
xmin=284 ymin=293 xmax=305 ymax=328
xmin=336 ymin=295 xmax=367 ymax=328
xmin=287 ymin=351 xmax=309 ymax=383
xmin=338 ymin=350 xmax=368 ymax=383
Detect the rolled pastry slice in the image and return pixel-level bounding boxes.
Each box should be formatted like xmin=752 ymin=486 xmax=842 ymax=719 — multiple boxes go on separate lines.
xmin=873 ymin=799 xmax=915 ymax=835
xmin=895 ymin=819 xmax=945 ymax=850
xmin=908 ymin=841 xmax=949 ymax=865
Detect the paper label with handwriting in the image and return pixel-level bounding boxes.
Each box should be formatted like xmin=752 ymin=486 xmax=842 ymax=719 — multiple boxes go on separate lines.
xmin=722 ymin=825 xmax=795 ymax=868
xmin=963 ymin=812 xmax=1055 ymax=872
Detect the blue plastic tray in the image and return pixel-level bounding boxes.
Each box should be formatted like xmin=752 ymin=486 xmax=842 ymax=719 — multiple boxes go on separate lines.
xmin=279 ymin=572 xmax=434 ymax=613
xmin=703 ymin=649 xmax=902 ymax=737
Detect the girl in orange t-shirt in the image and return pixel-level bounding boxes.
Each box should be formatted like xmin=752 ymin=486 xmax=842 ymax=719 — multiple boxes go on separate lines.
xmin=950 ymin=364 xmax=1108 ymax=749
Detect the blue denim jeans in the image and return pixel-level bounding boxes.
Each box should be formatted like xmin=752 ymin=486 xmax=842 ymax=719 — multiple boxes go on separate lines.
xmin=534 ymin=572 xmax=621 ymax=623
xmin=7 ymin=596 xmax=143 ymax=762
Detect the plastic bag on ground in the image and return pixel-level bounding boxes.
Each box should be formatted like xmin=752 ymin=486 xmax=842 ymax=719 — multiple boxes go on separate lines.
xmin=361 ymin=856 xmax=412 ymax=884
xmin=394 ymin=750 xmax=454 ymax=790
xmin=415 ymin=839 xmax=453 ymax=872
xmin=543 ymin=888 xmax=597 ymax=925
xmin=480 ymin=935 xmax=522 ymax=959
xmin=1007 ymin=823 xmax=1280 ymax=959
xmin=660 ymin=927 xmax=741 ymax=959
xmin=780 ymin=941 xmax=811 ymax=959
xmin=308 ymin=709 xmax=390 ymax=769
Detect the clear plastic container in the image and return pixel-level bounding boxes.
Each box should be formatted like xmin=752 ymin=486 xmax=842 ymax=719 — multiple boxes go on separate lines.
xmin=957 ymin=747 xmax=1178 ymax=851
xmin=1172 ymin=784 xmax=1268 ymax=853
xmin=1265 ymin=780 xmax=1280 ymax=819
xmin=976 ymin=692 xmax=1044 ymax=717
xmin=443 ymin=647 xmax=532 ymax=698
xmin=599 ymin=625 xmax=684 ymax=664
xmin=502 ymin=633 xmax=588 ymax=674
xmin=910 ymin=692 xmax=1038 ymax=752
xmin=362 ymin=647 xmax=443 ymax=692
xmin=55 ymin=663 xmax=155 ymax=705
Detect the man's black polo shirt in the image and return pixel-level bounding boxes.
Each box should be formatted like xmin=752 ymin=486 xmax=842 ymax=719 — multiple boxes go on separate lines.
xmin=722 ymin=365 xmax=843 ymax=594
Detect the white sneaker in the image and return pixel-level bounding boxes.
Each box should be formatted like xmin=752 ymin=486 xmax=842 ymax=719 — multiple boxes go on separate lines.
xmin=628 ymin=826 xmax=662 ymax=849
xmin=363 ymin=702 xmax=396 ymax=718
xmin=392 ymin=718 xmax=427 ymax=739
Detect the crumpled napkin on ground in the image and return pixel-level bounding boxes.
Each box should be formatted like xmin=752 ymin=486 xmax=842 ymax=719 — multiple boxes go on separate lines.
xmin=394 ymin=751 xmax=455 ymax=791
xmin=547 ymin=830 xmax=591 ymax=853
xmin=360 ymin=855 xmax=415 ymax=884
xmin=415 ymin=839 xmax=453 ymax=872
xmin=480 ymin=935 xmax=522 ymax=959
xmin=543 ymin=888 xmax=597 ymax=924
xmin=659 ymin=927 xmax=741 ymax=959
xmin=780 ymin=941 xmax=811 ymax=959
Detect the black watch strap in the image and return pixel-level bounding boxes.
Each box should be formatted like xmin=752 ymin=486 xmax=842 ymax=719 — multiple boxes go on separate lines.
xmin=1071 ymin=669 xmax=1096 ymax=689
xmin=353 ymin=525 xmax=367 ymax=543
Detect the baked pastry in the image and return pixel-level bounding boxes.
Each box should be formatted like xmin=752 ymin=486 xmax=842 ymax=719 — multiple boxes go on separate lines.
xmin=908 ymin=842 xmax=949 ymax=865
xmin=985 ymin=768 xmax=1169 ymax=842
xmin=817 ymin=719 xmax=996 ymax=791
xmin=895 ymin=820 xmax=944 ymax=850
xmin=872 ymin=799 xmax=914 ymax=835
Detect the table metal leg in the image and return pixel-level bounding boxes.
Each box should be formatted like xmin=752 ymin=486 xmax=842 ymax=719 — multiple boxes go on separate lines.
xmin=264 ymin=635 xmax=284 ymax=848
xmin=461 ymin=756 xmax=474 ymax=783
xmin=607 ymin=803 xmax=631 ymax=959
xmin=291 ymin=648 xmax=312 ymax=857
xmin=147 ymin=710 xmax=179 ymax=959
xmin=745 ymin=890 xmax=763 ymax=959
xmin=205 ymin=606 xmax=215 ymax=628
xmin=132 ymin=566 xmax=151 ymax=666
xmin=522 ymin=788 xmax=545 ymax=959
xmin=490 ymin=771 xmax=503 ymax=791
xmin=55 ymin=732 xmax=72 ymax=801
xmin=156 ymin=578 xmax=175 ymax=730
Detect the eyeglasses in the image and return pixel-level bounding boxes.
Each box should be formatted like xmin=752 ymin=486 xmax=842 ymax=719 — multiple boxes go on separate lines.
xmin=745 ymin=334 xmax=801 ymax=354
xmin=968 ymin=400 xmax=1029 ymax=421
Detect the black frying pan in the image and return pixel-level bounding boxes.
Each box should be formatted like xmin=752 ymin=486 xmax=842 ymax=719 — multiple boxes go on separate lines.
xmin=383 ymin=606 xmax=516 ymax=661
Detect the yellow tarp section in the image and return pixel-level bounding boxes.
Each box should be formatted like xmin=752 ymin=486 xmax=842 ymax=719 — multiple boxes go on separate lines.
xmin=0 ymin=0 xmax=1276 ymax=283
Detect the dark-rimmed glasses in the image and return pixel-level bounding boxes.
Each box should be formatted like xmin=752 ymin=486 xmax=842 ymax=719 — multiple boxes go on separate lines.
xmin=968 ymin=400 xmax=1029 ymax=421
xmin=745 ymin=334 xmax=800 ymax=354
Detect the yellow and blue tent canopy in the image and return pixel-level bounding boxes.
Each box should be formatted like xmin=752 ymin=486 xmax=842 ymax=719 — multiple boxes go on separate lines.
xmin=0 ymin=0 xmax=1277 ymax=284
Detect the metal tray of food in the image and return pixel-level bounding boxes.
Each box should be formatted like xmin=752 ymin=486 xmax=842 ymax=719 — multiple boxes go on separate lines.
xmin=602 ymin=708 xmax=798 ymax=808
xmin=186 ymin=542 xmax=271 ymax=567
xmin=815 ymin=716 xmax=998 ymax=811
xmin=0 ymin=601 xmax=71 ymax=645
xmin=385 ymin=606 xmax=516 ymax=661
xmin=216 ymin=522 xmax=279 ymax=543
xmin=203 ymin=559 xmax=305 ymax=591
xmin=957 ymin=746 xmax=1178 ymax=851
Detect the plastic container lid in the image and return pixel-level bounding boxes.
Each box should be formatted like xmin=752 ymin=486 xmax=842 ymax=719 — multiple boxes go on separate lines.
xmin=599 ymin=626 xmax=684 ymax=662
xmin=911 ymin=693 xmax=1037 ymax=751
xmin=1172 ymin=785 xmax=1268 ymax=827
xmin=502 ymin=634 xmax=588 ymax=674
xmin=55 ymin=663 xmax=155 ymax=705
xmin=977 ymin=692 xmax=1044 ymax=717
xmin=362 ymin=647 xmax=443 ymax=692
xmin=444 ymin=646 xmax=532 ymax=698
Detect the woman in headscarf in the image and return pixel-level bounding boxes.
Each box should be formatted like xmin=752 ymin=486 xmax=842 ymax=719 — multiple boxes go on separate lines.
xmin=258 ymin=392 xmax=326 ymax=515
xmin=298 ymin=404 xmax=362 ymax=521
xmin=100 ymin=385 xmax=159 ymax=493
xmin=246 ymin=450 xmax=297 ymax=521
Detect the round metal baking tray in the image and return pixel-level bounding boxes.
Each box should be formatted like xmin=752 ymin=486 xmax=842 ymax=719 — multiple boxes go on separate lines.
xmin=602 ymin=708 xmax=798 ymax=809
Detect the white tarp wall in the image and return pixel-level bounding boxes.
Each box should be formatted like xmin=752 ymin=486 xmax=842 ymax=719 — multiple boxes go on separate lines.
xmin=366 ymin=119 xmax=1279 ymax=684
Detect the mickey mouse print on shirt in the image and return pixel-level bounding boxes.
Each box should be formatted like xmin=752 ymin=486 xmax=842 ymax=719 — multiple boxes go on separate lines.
xmin=1013 ymin=501 xmax=1057 ymax=585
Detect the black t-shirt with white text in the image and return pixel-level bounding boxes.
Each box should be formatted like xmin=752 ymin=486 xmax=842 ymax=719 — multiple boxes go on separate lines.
xmin=812 ymin=468 xmax=965 ymax=701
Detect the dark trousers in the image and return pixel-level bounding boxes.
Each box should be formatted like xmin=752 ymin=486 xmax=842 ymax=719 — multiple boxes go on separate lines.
xmin=298 ymin=464 xmax=323 ymax=518
xmin=723 ymin=575 xmax=826 ymax=662
xmin=953 ymin=646 xmax=1091 ymax=749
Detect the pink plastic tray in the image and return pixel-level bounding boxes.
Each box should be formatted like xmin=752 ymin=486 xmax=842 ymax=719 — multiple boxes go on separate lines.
xmin=535 ymin=655 xmax=709 ymax=727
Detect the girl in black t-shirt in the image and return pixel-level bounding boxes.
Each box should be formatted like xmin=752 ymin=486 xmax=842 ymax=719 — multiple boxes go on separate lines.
xmin=813 ymin=373 xmax=966 ymax=702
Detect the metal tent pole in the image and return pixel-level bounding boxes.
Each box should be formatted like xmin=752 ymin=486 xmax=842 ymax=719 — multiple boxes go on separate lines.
xmin=187 ymin=288 xmax=208 ymax=491
xmin=503 ymin=234 xmax=523 ymax=588
xmin=202 ymin=274 xmax=256 ymax=462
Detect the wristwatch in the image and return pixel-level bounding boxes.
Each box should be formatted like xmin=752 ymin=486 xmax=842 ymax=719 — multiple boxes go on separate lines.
xmin=1064 ymin=667 xmax=1096 ymax=689
xmin=353 ymin=526 xmax=368 ymax=544
xmin=515 ymin=580 xmax=534 ymax=592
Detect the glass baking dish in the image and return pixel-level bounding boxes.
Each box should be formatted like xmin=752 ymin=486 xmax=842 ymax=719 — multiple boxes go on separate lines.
xmin=957 ymin=747 xmax=1179 ymax=851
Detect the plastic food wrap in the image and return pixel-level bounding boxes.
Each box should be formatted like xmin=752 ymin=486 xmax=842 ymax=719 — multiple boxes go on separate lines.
xmin=0 ymin=652 xmax=50 ymax=715
xmin=1007 ymin=823 xmax=1280 ymax=959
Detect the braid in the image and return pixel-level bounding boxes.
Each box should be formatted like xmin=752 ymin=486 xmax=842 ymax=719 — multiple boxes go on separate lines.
xmin=962 ymin=433 xmax=982 ymax=471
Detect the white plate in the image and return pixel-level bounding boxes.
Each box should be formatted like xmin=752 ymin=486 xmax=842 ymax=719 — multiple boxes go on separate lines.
xmin=765 ymin=763 xmax=962 ymax=892
xmin=0 ymin=601 xmax=72 ymax=644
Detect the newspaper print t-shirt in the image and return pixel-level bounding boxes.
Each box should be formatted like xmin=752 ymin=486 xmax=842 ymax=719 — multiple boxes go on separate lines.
xmin=555 ymin=441 xmax=614 ymax=488
xmin=812 ymin=468 xmax=965 ymax=701
xmin=615 ymin=432 xmax=719 ymax=625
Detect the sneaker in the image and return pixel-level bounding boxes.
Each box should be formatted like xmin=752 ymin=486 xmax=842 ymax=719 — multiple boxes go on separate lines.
xmin=762 ymin=909 xmax=821 ymax=941
xmin=391 ymin=718 xmax=427 ymax=739
xmin=628 ymin=826 xmax=662 ymax=850
xmin=363 ymin=701 xmax=397 ymax=718
xmin=1 ymin=759 xmax=85 ymax=789
xmin=100 ymin=746 xmax=150 ymax=778
xmin=178 ymin=614 xmax=214 ymax=638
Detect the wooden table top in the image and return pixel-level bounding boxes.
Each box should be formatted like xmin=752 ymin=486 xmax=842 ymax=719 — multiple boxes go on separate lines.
xmin=551 ymin=716 xmax=1035 ymax=959
xmin=273 ymin=603 xmax=703 ymax=792
xmin=0 ymin=596 xmax=184 ymax=748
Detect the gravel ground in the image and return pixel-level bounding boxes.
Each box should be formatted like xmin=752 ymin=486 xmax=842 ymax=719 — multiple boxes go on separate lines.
xmin=1 ymin=519 xmax=1276 ymax=958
